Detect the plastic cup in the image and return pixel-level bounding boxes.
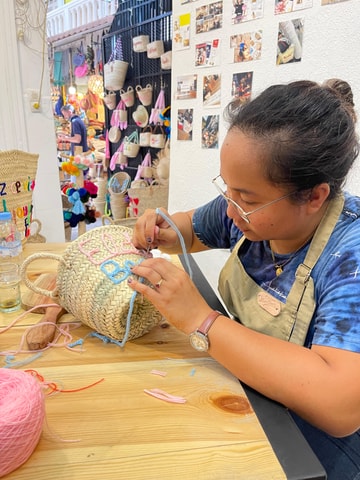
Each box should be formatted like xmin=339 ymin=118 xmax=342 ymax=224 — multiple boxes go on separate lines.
xmin=0 ymin=263 xmax=21 ymax=313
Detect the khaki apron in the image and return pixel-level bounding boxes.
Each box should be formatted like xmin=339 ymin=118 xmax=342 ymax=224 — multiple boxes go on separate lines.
xmin=218 ymin=195 xmax=344 ymax=345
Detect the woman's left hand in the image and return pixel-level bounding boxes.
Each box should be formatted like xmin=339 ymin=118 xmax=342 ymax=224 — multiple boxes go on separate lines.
xmin=128 ymin=257 xmax=213 ymax=335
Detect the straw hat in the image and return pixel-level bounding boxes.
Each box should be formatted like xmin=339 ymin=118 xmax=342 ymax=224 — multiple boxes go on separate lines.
xmin=109 ymin=126 xmax=121 ymax=143
xmin=132 ymin=105 xmax=149 ymax=128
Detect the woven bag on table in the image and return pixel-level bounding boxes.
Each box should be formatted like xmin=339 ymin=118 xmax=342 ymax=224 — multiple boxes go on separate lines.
xmin=0 ymin=149 xmax=39 ymax=240
xmin=21 ymin=225 xmax=163 ymax=345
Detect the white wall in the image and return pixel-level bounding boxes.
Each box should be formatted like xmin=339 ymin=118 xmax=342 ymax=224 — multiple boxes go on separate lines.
xmin=0 ymin=1 xmax=64 ymax=242
xmin=170 ymin=0 xmax=360 ymax=292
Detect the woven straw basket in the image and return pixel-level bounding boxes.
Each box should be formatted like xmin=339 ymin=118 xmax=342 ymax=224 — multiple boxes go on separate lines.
xmin=103 ymin=60 xmax=128 ymax=91
xmin=20 ymin=225 xmax=163 ymax=345
xmin=128 ymin=182 xmax=168 ymax=218
xmin=0 ymin=149 xmax=39 ymax=240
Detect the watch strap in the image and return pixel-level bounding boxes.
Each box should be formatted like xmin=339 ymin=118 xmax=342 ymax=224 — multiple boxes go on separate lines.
xmin=197 ymin=310 xmax=222 ymax=335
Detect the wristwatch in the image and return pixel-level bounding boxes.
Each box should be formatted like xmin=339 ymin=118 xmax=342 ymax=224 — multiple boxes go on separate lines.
xmin=189 ymin=310 xmax=222 ymax=352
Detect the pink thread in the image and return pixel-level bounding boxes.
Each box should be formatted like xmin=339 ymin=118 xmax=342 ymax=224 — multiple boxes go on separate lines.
xmin=144 ymin=388 xmax=187 ymax=404
xmin=150 ymin=369 xmax=167 ymax=377
xmin=0 ymin=304 xmax=82 ymax=358
xmin=78 ymin=230 xmax=145 ymax=266
xmin=0 ymin=368 xmax=45 ymax=477
xmin=0 ymin=303 xmax=60 ymax=334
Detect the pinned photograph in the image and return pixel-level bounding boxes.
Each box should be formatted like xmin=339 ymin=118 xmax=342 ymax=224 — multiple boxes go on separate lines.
xmin=173 ymin=13 xmax=191 ymax=51
xmin=275 ymin=0 xmax=313 ymax=14
xmin=232 ymin=0 xmax=264 ymax=24
xmin=202 ymin=114 xmax=219 ymax=149
xmin=177 ymin=109 xmax=194 ymax=141
xmin=195 ymin=1 xmax=223 ymax=34
xmin=203 ymin=74 xmax=221 ymax=108
xmin=231 ymin=72 xmax=253 ymax=104
xmin=321 ymin=0 xmax=350 ymax=3
xmin=230 ymin=31 xmax=262 ymax=63
xmin=195 ymin=39 xmax=220 ymax=67
xmin=276 ymin=18 xmax=304 ymax=65
xmin=175 ymin=74 xmax=197 ymax=100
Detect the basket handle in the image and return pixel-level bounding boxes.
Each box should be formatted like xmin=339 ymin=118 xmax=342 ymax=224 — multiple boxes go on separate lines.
xmin=102 ymin=215 xmax=115 ymax=226
xmin=20 ymin=253 xmax=63 ymax=298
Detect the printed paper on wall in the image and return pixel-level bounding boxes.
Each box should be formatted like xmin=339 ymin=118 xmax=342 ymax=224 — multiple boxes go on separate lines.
xmin=231 ymin=0 xmax=264 ymax=24
xmin=196 ymin=1 xmax=223 ymax=34
xmin=230 ymin=31 xmax=262 ymax=63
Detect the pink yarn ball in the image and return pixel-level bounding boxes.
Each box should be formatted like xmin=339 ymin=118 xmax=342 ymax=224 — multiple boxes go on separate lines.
xmin=0 ymin=369 xmax=45 ymax=477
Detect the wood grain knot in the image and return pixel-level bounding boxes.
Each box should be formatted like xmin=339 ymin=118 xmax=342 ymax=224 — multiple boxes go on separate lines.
xmin=211 ymin=395 xmax=253 ymax=415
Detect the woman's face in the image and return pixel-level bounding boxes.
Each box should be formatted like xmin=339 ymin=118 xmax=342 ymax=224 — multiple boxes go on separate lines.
xmin=220 ymin=130 xmax=307 ymax=243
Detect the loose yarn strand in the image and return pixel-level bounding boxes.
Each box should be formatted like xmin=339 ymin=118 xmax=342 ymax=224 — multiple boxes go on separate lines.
xmin=155 ymin=208 xmax=193 ymax=279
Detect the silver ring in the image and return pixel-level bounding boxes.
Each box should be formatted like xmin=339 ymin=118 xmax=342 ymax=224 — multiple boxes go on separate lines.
xmin=155 ymin=279 xmax=163 ymax=289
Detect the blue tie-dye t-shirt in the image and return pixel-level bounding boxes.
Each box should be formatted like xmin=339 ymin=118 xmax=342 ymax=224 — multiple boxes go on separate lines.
xmin=192 ymin=191 xmax=360 ymax=353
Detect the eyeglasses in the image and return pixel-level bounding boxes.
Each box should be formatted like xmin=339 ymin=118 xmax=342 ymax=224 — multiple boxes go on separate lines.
xmin=212 ymin=174 xmax=295 ymax=224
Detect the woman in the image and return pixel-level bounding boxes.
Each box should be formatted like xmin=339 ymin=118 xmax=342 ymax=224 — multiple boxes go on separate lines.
xmin=128 ymin=80 xmax=360 ymax=479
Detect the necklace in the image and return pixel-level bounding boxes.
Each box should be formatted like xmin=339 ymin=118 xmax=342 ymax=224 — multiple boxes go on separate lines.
xmin=269 ymin=235 xmax=313 ymax=277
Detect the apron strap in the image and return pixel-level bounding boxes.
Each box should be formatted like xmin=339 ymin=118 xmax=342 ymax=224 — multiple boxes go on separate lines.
xmin=286 ymin=194 xmax=345 ymax=343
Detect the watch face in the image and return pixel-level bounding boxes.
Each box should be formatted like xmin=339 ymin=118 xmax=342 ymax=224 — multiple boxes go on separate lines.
xmin=189 ymin=331 xmax=209 ymax=352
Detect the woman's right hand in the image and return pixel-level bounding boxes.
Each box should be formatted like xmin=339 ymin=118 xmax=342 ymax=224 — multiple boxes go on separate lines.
xmin=132 ymin=208 xmax=180 ymax=252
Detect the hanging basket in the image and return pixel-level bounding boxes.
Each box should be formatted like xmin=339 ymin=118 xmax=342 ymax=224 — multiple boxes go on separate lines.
xmin=123 ymin=130 xmax=140 ymax=158
xmin=128 ymin=181 xmax=168 ymax=218
xmin=103 ymin=91 xmax=117 ymax=110
xmin=108 ymin=172 xmax=131 ymax=196
xmin=103 ymin=37 xmax=128 ymax=91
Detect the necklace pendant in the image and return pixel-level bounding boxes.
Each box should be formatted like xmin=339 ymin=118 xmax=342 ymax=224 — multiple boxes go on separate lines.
xmin=275 ymin=266 xmax=283 ymax=276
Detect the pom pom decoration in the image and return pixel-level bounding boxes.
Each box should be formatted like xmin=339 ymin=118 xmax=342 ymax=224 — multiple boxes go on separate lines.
xmin=62 ymin=181 xmax=98 ymax=228
xmin=68 ymin=191 xmax=86 ymax=215
xmin=159 ymin=106 xmax=171 ymax=138
xmin=73 ymin=152 xmax=95 ymax=170
xmin=61 ymin=159 xmax=80 ymax=176
xmin=84 ymin=180 xmax=98 ymax=198
xmin=0 ymin=369 xmax=45 ymax=477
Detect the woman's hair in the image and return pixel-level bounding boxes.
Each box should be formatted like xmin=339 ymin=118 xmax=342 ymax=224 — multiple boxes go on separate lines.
xmin=225 ymin=79 xmax=359 ymax=199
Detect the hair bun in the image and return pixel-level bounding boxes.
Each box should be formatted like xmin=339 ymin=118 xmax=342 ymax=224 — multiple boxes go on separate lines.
xmin=324 ymin=78 xmax=356 ymax=121
xmin=324 ymin=78 xmax=354 ymax=106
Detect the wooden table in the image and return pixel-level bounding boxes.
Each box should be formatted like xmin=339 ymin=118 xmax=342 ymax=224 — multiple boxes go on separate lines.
xmin=0 ymin=244 xmax=326 ymax=480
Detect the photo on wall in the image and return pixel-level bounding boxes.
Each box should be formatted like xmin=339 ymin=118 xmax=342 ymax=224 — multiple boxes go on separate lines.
xmin=201 ymin=114 xmax=219 ymax=149
xmin=195 ymin=1 xmax=223 ymax=34
xmin=231 ymin=72 xmax=253 ymax=103
xmin=232 ymin=0 xmax=264 ymax=24
xmin=275 ymin=0 xmax=313 ymax=14
xmin=195 ymin=39 xmax=220 ymax=67
xmin=177 ymin=109 xmax=194 ymax=141
xmin=175 ymin=74 xmax=197 ymax=100
xmin=173 ymin=13 xmax=191 ymax=51
xmin=230 ymin=30 xmax=262 ymax=63
xmin=203 ymin=74 xmax=221 ymax=108
xmin=276 ymin=18 xmax=304 ymax=65
xmin=321 ymin=0 xmax=350 ymax=3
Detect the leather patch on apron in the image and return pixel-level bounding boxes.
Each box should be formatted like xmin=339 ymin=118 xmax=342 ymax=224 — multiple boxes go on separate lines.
xmin=257 ymin=291 xmax=281 ymax=316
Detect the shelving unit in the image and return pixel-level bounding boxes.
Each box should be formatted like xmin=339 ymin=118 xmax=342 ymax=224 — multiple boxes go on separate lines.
xmin=102 ymin=0 xmax=172 ymax=185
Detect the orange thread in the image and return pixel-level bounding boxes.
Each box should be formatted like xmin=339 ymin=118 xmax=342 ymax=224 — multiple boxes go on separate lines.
xmin=25 ymin=370 xmax=104 ymax=395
